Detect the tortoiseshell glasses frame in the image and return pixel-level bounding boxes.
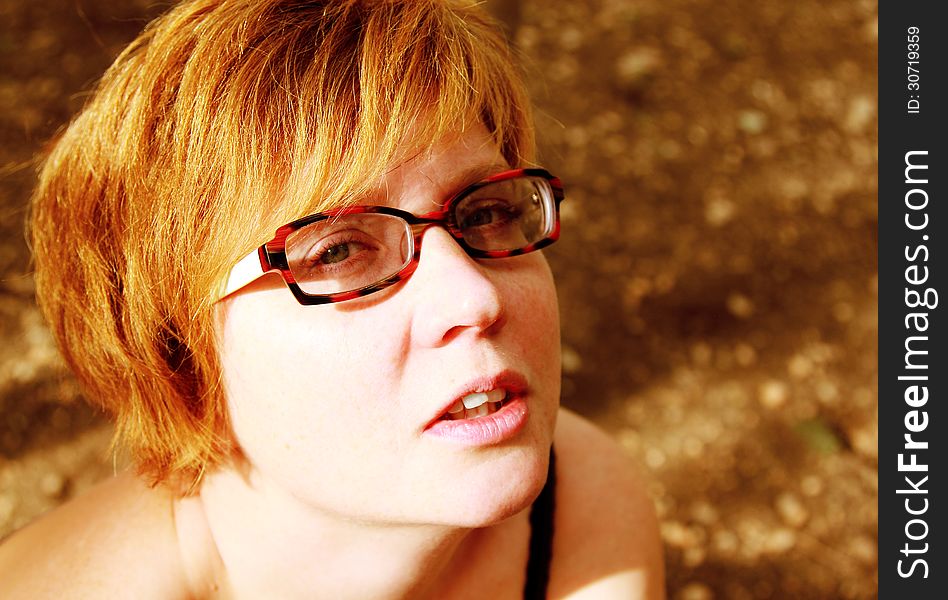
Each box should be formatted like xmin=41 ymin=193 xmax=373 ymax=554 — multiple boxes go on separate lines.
xmin=219 ymin=168 xmax=564 ymax=306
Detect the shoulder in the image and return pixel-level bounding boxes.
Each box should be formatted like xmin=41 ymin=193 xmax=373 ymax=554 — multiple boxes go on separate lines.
xmin=0 ymin=471 xmax=190 ymax=599
xmin=549 ymin=408 xmax=665 ymax=599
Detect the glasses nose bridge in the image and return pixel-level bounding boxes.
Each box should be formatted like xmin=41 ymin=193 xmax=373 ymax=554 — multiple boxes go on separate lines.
xmin=408 ymin=210 xmax=465 ymax=248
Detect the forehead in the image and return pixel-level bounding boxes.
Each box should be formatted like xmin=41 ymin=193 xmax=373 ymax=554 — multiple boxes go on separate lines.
xmin=369 ymin=125 xmax=510 ymax=211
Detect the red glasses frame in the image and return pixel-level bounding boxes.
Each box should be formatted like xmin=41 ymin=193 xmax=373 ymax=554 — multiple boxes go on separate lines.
xmin=219 ymin=168 xmax=564 ymax=305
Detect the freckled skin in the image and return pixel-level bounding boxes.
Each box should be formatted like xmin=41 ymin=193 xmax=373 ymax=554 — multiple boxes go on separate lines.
xmin=218 ymin=124 xmax=562 ymax=528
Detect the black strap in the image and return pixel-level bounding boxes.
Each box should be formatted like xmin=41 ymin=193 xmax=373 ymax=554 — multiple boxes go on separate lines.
xmin=523 ymin=446 xmax=556 ymax=600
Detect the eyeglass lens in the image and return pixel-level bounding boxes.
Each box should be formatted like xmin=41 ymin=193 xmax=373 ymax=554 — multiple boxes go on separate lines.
xmin=283 ymin=175 xmax=555 ymax=296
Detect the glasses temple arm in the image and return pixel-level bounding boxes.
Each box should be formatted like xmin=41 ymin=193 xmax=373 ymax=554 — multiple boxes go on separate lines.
xmin=218 ymin=247 xmax=271 ymax=301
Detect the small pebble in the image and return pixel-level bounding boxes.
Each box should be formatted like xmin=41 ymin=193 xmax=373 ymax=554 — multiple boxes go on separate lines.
xmin=759 ymin=380 xmax=788 ymax=409
xmin=560 ymin=345 xmax=583 ymax=374
xmin=763 ymin=528 xmax=797 ymax=554
xmin=738 ymin=110 xmax=768 ymax=134
xmin=726 ymin=293 xmax=754 ymax=318
xmin=614 ymin=48 xmax=662 ymax=90
xmin=678 ymin=582 xmax=714 ymax=600
xmin=775 ymin=492 xmax=809 ymax=528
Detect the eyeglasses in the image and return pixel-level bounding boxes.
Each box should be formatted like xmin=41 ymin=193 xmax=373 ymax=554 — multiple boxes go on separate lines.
xmin=220 ymin=168 xmax=564 ymax=305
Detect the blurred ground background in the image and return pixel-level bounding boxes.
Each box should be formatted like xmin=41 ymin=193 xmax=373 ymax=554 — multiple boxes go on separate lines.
xmin=1 ymin=0 xmax=877 ymax=598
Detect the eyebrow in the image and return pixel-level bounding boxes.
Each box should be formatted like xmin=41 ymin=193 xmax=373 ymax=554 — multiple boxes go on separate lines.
xmin=369 ymin=160 xmax=512 ymax=209
xmin=449 ymin=162 xmax=513 ymax=190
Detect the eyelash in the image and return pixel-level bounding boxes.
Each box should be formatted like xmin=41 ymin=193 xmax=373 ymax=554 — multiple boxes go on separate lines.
xmin=306 ymin=233 xmax=365 ymax=268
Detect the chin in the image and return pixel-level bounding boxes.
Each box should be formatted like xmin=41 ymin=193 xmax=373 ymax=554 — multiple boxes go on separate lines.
xmin=437 ymin=444 xmax=552 ymax=528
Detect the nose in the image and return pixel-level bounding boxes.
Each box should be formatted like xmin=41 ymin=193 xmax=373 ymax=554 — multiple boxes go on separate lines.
xmin=407 ymin=226 xmax=505 ymax=347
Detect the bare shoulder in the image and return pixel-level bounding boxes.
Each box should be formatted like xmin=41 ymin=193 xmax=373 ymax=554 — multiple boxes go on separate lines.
xmin=549 ymin=408 xmax=665 ymax=599
xmin=0 ymin=471 xmax=189 ymax=599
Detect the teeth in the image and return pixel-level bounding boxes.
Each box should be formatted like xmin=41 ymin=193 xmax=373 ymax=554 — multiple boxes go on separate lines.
xmin=442 ymin=389 xmax=509 ymax=421
xmin=461 ymin=388 xmax=506 ymax=409
xmin=486 ymin=388 xmax=506 ymax=403
xmin=462 ymin=392 xmax=488 ymax=409
xmin=445 ymin=400 xmax=506 ymax=421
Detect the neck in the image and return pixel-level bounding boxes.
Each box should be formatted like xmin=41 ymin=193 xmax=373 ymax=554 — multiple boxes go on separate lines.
xmin=185 ymin=466 xmax=496 ymax=599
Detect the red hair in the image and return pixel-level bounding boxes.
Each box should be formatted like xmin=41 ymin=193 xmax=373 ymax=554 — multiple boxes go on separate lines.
xmin=30 ymin=0 xmax=535 ymax=486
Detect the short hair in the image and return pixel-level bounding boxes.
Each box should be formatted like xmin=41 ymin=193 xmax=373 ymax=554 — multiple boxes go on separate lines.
xmin=30 ymin=0 xmax=536 ymax=486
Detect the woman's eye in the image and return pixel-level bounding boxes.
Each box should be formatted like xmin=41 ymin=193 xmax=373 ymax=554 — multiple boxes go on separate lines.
xmin=463 ymin=209 xmax=495 ymax=228
xmin=319 ymin=242 xmax=355 ymax=264
xmin=310 ymin=240 xmax=377 ymax=266
xmin=460 ymin=203 xmax=517 ymax=230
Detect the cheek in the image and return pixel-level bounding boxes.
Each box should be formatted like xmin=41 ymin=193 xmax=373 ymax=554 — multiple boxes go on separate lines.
xmin=217 ymin=298 xmax=407 ymax=472
xmin=505 ymin=258 xmax=561 ymax=361
xmin=497 ymin=257 xmax=561 ymax=441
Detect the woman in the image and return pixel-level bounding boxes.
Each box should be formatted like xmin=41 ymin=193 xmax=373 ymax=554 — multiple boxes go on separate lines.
xmin=0 ymin=0 xmax=663 ymax=597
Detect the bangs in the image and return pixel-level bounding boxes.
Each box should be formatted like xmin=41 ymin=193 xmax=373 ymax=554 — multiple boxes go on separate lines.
xmin=275 ymin=0 xmax=536 ymax=221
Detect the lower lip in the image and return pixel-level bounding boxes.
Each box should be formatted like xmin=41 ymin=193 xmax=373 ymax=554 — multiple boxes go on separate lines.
xmin=424 ymin=397 xmax=528 ymax=445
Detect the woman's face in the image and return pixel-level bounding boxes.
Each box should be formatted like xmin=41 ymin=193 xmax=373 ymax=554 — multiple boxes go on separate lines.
xmin=217 ymin=124 xmax=561 ymax=527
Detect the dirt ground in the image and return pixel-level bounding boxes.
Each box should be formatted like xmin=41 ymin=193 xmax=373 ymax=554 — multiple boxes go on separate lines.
xmin=1 ymin=1 xmax=877 ymax=598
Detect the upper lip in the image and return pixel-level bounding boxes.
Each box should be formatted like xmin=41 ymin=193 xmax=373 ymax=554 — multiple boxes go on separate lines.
xmin=423 ymin=369 xmax=529 ymax=430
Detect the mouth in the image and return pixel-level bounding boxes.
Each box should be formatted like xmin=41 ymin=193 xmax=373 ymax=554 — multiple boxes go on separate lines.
xmin=424 ymin=371 xmax=531 ymax=445
xmin=441 ymin=388 xmax=511 ymax=421
xmin=426 ymin=370 xmax=529 ymax=429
